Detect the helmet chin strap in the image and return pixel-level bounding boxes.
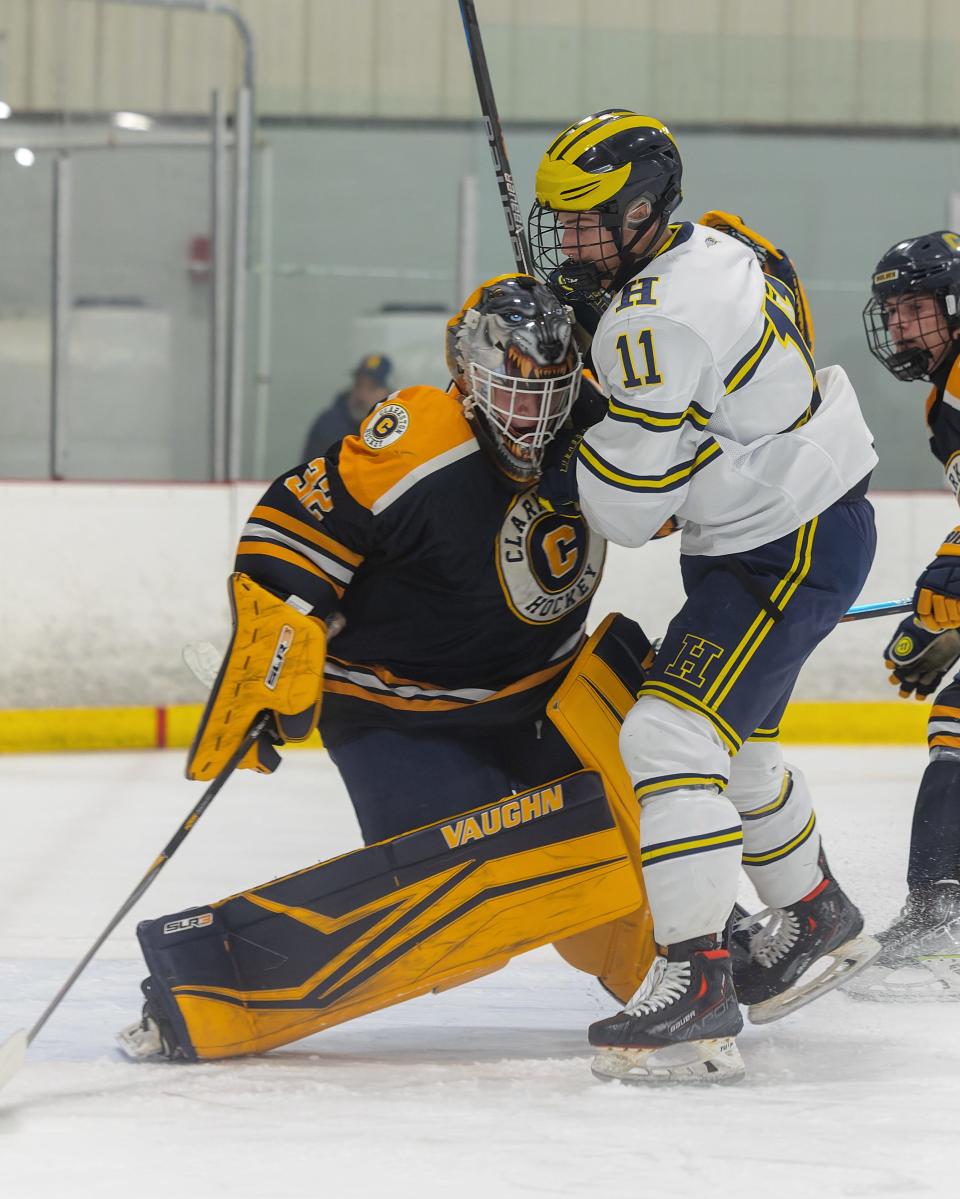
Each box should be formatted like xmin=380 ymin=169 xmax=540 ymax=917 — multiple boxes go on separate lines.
xmin=610 ymin=208 xmax=672 ymax=294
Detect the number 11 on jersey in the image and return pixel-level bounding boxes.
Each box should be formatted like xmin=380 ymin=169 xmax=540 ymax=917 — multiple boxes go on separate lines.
xmin=615 ymin=329 xmax=663 ymax=388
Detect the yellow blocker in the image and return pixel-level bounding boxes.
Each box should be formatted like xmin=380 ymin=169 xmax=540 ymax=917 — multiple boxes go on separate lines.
xmin=136 ymin=768 xmax=643 ymax=1060
xmin=187 ymin=573 xmax=329 ymax=779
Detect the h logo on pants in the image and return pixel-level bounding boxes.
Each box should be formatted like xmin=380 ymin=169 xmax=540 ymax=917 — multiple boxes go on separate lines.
xmin=664 ymin=635 xmax=725 ymax=690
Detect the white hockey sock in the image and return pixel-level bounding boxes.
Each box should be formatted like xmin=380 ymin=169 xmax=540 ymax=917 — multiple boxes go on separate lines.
xmin=727 ymin=741 xmax=822 ymax=909
xmin=639 ymin=788 xmax=743 ymax=944
xmin=620 ymin=696 xmax=741 ymax=944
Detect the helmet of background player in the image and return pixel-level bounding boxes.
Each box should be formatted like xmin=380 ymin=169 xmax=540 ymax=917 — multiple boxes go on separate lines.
xmin=863 ymin=231 xmax=960 ymax=382
xmin=528 ymin=110 xmax=682 ymax=316
xmin=445 ymin=273 xmax=581 ymax=490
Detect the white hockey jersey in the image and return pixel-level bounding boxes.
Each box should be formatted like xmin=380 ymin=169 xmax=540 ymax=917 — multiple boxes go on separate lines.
xmin=578 ymin=222 xmax=878 ymax=556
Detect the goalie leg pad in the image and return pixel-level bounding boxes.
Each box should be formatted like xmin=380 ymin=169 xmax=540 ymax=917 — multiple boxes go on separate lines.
xmin=136 ymin=769 xmax=642 ymax=1060
xmin=547 ymin=613 xmax=658 ymax=1000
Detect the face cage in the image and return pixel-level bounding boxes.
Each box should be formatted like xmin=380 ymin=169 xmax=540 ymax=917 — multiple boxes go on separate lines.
xmin=465 ymin=359 xmax=581 ymax=472
xmin=862 ymin=294 xmax=949 ymax=382
xmin=528 ymin=202 xmax=619 ymax=305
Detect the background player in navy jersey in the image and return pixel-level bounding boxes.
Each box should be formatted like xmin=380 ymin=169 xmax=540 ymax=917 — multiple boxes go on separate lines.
xmin=849 ymin=232 xmax=960 ymax=1000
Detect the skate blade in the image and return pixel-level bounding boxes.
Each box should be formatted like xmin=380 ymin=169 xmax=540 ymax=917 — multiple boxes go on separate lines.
xmin=747 ymin=934 xmax=882 ymax=1025
xmin=0 ymin=1029 xmax=28 ymax=1094
xmin=844 ymin=954 xmax=960 ymax=1003
xmin=116 ymin=1018 xmax=165 ymax=1062
xmin=591 ymin=1037 xmax=745 ymax=1086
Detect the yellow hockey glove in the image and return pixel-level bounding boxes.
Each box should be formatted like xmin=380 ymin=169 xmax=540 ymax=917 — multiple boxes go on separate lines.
xmin=914 ymin=528 xmax=960 ymax=632
xmin=699 ymin=209 xmax=815 ymax=352
xmin=186 ymin=573 xmax=330 ymax=781
xmin=652 ymin=516 xmax=681 ymax=540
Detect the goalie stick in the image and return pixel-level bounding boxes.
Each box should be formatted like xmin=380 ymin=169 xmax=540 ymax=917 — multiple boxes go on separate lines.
xmin=458 ymin=0 xmax=532 ymax=275
xmin=0 ymin=609 xmax=345 ymax=1093
xmin=841 ymin=596 xmax=912 ymax=622
xmin=0 ymin=713 xmax=271 ymax=1095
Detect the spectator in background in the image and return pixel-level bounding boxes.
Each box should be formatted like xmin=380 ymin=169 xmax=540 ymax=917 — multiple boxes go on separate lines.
xmin=301 ymin=353 xmax=393 ymax=459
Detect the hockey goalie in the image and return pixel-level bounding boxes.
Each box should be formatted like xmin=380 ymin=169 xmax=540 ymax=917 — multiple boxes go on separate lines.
xmin=118 ymin=275 xmax=661 ymax=1069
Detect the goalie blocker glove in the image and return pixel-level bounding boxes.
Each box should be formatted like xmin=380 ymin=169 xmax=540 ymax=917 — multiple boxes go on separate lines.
xmin=884 ymin=617 xmax=960 ymax=699
xmin=915 ymin=527 xmax=960 ymax=632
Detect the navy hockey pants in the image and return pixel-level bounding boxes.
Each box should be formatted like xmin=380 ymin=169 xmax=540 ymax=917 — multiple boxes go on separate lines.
xmin=327 ymin=717 xmax=582 ymax=844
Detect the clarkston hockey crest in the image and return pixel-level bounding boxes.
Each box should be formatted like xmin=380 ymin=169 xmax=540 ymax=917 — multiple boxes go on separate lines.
xmin=496 ymin=488 xmax=604 ymax=623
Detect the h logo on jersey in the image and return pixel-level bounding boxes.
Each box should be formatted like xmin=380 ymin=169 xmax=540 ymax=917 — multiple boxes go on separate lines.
xmin=664 ymin=635 xmax=724 ymax=689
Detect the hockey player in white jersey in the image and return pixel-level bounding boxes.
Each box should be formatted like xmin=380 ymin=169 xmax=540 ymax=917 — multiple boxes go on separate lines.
xmin=529 ymin=110 xmax=881 ymax=1083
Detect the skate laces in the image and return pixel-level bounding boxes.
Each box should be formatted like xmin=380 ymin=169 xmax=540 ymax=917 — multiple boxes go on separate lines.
xmin=735 ymin=907 xmax=800 ymax=967
xmin=623 ymin=957 xmax=692 ymax=1015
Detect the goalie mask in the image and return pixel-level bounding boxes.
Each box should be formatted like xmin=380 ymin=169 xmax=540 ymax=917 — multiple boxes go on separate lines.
xmin=446 ymin=274 xmax=581 ymax=488
xmin=529 ymin=110 xmax=682 ymax=316
xmin=864 ymin=232 xmax=960 ymax=381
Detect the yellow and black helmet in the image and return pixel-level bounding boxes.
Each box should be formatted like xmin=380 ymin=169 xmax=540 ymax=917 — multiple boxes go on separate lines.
xmin=529 ymin=110 xmax=682 ymax=309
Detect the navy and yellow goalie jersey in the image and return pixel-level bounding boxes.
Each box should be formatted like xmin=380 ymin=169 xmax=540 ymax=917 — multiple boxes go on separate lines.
xmin=926 ymin=346 xmax=960 ymax=500
xmin=235 ymin=386 xmax=606 ymax=746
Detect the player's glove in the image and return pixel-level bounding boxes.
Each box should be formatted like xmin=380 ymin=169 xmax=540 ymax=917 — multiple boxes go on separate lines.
xmin=537 ymin=425 xmax=583 ymax=518
xmin=569 ymin=368 xmax=608 ymax=432
xmin=652 ymin=516 xmax=682 ymax=540
xmin=914 ymin=528 xmax=960 ymax=631
xmin=698 ymin=210 xmax=815 ymax=352
xmin=186 ymin=573 xmax=330 ymax=781
xmin=884 ymin=617 xmax=960 ymax=699
xmin=546 ymin=262 xmax=608 ymax=339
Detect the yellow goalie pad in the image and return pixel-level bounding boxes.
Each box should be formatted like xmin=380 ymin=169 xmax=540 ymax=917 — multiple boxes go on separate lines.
xmin=547 ymin=613 xmax=658 ymax=1001
xmin=137 ymin=769 xmax=643 ymax=1060
xmin=186 ymin=573 xmax=329 ymax=780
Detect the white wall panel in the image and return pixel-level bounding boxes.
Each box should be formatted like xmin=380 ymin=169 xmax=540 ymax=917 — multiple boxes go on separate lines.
xmin=167 ymin=9 xmax=237 ymax=114
xmin=29 ymin=0 xmax=99 ymax=112
xmin=929 ymin=0 xmax=960 ymax=126
xmin=580 ymin=1 xmax=656 ymax=120
xmin=0 ymin=483 xmax=948 ymax=709
xmin=304 ymin=0 xmax=376 ymax=116
xmin=374 ymin=0 xmax=446 ymax=118
xmin=511 ymin=0 xmax=582 ymax=122
xmin=0 ymin=0 xmax=31 ymax=110
xmin=721 ymin=0 xmax=790 ymax=124
xmin=652 ymin=0 xmax=722 ymax=125
xmin=790 ymin=0 xmax=858 ymax=126
xmin=98 ymin=5 xmax=168 ymax=112
xmin=857 ymin=0 xmax=929 ymax=126
xmin=3 ymin=2 xmax=960 ymax=128
xmin=236 ymin=0 xmax=305 ymax=115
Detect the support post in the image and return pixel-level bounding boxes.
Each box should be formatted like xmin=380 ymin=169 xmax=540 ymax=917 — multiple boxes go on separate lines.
xmin=209 ymin=89 xmax=229 ymax=482
xmin=50 ymin=152 xmax=72 ymax=481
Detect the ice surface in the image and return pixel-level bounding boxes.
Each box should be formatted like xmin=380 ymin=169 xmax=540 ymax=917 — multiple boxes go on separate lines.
xmin=1 ymin=746 xmax=957 ymax=1199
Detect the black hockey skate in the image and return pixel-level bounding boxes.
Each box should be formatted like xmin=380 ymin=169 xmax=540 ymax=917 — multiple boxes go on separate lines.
xmin=732 ymin=852 xmax=880 ymax=1024
xmin=843 ymin=880 xmax=960 ymax=1002
xmin=589 ymin=937 xmax=744 ymax=1085
xmin=116 ymin=977 xmax=187 ymax=1062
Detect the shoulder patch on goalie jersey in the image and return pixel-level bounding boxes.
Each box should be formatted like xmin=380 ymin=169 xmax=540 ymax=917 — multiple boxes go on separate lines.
xmin=338 ymin=385 xmax=479 ymax=514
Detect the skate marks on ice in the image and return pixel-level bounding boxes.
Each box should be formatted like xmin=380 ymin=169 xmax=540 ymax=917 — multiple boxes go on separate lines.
xmin=2 ymin=954 xmax=958 ymax=1199
xmin=1 ymin=747 xmax=959 ymax=1197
